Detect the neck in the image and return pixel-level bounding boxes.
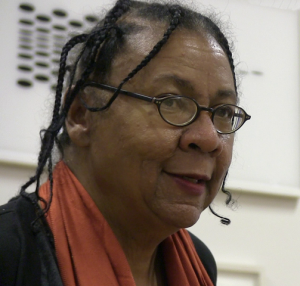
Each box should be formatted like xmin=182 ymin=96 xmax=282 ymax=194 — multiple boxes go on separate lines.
xmin=121 ymin=241 xmax=167 ymax=286
xmin=101 ymin=206 xmax=171 ymax=286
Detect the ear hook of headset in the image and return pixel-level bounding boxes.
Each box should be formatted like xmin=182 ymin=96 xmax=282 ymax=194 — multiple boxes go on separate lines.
xmin=209 ymin=171 xmax=231 ymax=225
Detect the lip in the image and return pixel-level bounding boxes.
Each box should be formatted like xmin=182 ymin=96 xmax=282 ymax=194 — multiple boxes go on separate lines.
xmin=165 ymin=172 xmax=210 ymax=196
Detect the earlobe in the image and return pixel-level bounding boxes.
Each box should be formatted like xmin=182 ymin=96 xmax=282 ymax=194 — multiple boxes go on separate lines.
xmin=65 ymin=93 xmax=91 ymax=147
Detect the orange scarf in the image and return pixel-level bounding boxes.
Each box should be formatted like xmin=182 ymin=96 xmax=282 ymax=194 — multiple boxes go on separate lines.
xmin=40 ymin=161 xmax=214 ymax=286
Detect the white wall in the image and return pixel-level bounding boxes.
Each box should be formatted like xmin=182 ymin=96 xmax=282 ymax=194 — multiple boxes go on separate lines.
xmin=0 ymin=0 xmax=299 ymax=285
xmin=190 ymin=2 xmax=300 ymax=285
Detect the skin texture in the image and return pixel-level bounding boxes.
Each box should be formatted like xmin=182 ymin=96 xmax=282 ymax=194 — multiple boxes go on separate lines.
xmin=64 ymin=28 xmax=235 ymax=286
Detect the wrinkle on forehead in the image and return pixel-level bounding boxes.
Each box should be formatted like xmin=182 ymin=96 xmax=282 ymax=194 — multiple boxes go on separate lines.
xmin=167 ymin=31 xmax=224 ymax=56
xmin=109 ymin=27 xmax=233 ymax=91
xmin=115 ymin=13 xmax=227 ymax=61
xmin=117 ymin=13 xmax=226 ymax=59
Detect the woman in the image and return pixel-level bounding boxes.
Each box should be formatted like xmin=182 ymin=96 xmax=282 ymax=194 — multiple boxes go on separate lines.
xmin=0 ymin=0 xmax=251 ymax=285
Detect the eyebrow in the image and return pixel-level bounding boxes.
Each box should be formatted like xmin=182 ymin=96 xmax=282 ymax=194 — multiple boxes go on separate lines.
xmin=152 ymin=74 xmax=195 ymax=90
xmin=152 ymin=73 xmax=237 ymax=101
xmin=215 ymin=89 xmax=237 ymax=103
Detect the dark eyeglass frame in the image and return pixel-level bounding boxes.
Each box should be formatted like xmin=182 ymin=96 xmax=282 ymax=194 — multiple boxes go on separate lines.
xmin=81 ymin=82 xmax=251 ymax=134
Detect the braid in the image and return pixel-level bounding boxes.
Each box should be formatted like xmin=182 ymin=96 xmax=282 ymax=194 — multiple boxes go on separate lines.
xmin=20 ymin=34 xmax=88 ymax=189
xmin=201 ymin=17 xmax=237 ymax=218
xmin=102 ymin=6 xmax=182 ymax=110
xmin=20 ymin=0 xmax=133 ymax=215
xmin=121 ymin=6 xmax=181 ymax=84
xmin=221 ymin=171 xmax=232 ymax=205
xmin=214 ymin=29 xmax=236 ymax=91
xmin=20 ymin=29 xmax=103 ymax=210
xmin=208 ymin=172 xmax=233 ymax=225
xmin=62 ymin=26 xmax=114 ymax=118
xmin=53 ymin=34 xmax=88 ymax=119
xmin=103 ymin=0 xmax=131 ymax=26
xmin=203 ymin=17 xmax=237 ymax=91
xmin=62 ymin=0 xmax=132 ymax=117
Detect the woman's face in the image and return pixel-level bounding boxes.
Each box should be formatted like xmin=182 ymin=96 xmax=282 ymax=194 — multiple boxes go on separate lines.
xmin=76 ymin=29 xmax=235 ymax=232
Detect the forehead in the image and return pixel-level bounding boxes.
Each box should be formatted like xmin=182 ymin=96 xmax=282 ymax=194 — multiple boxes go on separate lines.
xmin=108 ymin=27 xmax=235 ymax=100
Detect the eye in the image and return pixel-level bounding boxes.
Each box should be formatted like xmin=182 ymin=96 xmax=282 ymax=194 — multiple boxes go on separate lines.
xmin=214 ymin=105 xmax=234 ymax=120
xmin=158 ymin=96 xmax=198 ymax=126
xmin=160 ymin=97 xmax=182 ymax=110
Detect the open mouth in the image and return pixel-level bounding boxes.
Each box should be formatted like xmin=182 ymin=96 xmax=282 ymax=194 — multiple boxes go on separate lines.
xmin=166 ymin=172 xmax=209 ymax=185
xmin=181 ymin=176 xmax=201 ymax=184
xmin=165 ymin=172 xmax=208 ymax=195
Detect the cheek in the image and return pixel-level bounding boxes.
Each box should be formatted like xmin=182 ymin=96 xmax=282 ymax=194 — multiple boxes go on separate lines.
xmin=220 ymin=134 xmax=234 ymax=165
xmin=206 ymin=135 xmax=234 ymax=198
xmin=114 ymin=104 xmax=180 ymax=161
xmin=121 ymin=126 xmax=180 ymax=168
xmin=90 ymin=105 xmax=182 ymax=187
xmin=217 ymin=135 xmax=234 ymax=177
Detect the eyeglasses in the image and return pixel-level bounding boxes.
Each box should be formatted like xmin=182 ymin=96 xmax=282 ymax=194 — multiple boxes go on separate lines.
xmin=81 ymin=82 xmax=251 ymax=134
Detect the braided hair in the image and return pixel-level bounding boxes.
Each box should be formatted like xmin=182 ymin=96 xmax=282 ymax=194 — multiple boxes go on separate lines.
xmin=20 ymin=0 xmax=236 ymax=223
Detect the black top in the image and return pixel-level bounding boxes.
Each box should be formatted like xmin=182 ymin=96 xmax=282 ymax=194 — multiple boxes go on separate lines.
xmin=0 ymin=193 xmax=217 ymax=286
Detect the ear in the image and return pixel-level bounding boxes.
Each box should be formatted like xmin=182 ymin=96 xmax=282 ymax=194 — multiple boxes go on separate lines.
xmin=65 ymin=92 xmax=91 ymax=147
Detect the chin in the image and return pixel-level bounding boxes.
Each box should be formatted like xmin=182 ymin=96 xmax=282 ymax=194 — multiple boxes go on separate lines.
xmin=160 ymin=205 xmax=203 ymax=230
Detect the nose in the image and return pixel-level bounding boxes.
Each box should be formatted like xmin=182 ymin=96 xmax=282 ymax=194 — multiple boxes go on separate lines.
xmin=179 ymin=112 xmax=223 ymax=156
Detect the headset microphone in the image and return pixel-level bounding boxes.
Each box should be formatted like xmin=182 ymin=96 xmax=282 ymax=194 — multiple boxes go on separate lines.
xmin=209 ymin=205 xmax=231 ymax=225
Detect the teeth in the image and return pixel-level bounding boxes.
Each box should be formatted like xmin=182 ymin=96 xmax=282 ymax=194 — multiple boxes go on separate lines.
xmin=182 ymin=176 xmax=199 ymax=184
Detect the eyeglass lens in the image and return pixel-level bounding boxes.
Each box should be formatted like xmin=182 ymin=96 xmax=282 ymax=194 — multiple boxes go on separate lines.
xmin=159 ymin=97 xmax=245 ymax=133
xmin=159 ymin=97 xmax=197 ymax=126
xmin=213 ymin=105 xmax=245 ymax=133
